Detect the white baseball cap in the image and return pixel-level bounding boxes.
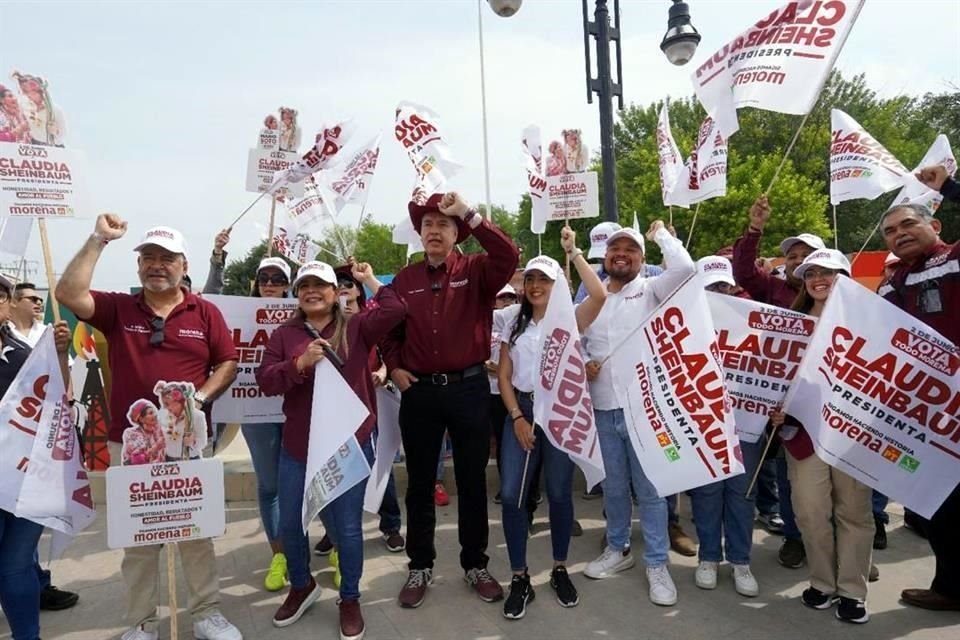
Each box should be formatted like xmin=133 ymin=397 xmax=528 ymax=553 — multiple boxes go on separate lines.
xmin=696 ymin=255 xmax=736 ymax=287
xmin=292 ymin=261 xmax=337 ymax=291
xmin=779 ymin=233 xmax=826 ymax=255
xmin=605 ymin=227 xmax=646 ymax=255
xmin=133 ymin=226 xmax=187 ymax=256
xmin=496 ymin=284 xmax=518 ymax=298
xmin=522 ymin=256 xmax=562 ymax=281
xmin=588 ymin=222 xmax=622 ymax=259
xmin=257 ymin=257 xmax=292 ymax=282
xmin=793 ymin=249 xmax=852 ymax=280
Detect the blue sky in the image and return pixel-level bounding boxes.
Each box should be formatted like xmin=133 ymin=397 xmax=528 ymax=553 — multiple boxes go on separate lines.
xmin=1 ymin=0 xmax=957 ymax=290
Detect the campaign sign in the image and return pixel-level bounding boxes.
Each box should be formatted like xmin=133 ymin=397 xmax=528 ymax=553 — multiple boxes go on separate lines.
xmin=245 ymin=148 xmax=303 ymax=197
xmin=0 ymin=142 xmax=88 ymax=217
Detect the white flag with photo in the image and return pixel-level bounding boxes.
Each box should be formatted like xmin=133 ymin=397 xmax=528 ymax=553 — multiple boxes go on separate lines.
xmin=830 ymin=109 xmax=908 ymax=204
xmin=892 ymin=135 xmax=956 ymax=213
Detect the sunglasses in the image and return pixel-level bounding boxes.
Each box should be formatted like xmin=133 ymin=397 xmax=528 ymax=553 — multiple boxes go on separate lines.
xmin=257 ymin=274 xmax=289 ymax=286
xmin=337 ymin=280 xmax=356 ymax=289
xmin=18 ymin=295 xmax=43 ymax=305
xmin=149 ymin=316 xmax=165 ymax=347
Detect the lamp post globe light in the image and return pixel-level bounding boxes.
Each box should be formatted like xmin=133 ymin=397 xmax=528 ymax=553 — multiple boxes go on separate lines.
xmin=487 ymin=0 xmax=523 ymax=18
xmin=661 ymin=0 xmax=702 ymax=66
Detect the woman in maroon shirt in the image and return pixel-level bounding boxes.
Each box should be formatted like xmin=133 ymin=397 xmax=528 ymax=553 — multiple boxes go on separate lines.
xmin=257 ymin=260 xmax=405 ymax=640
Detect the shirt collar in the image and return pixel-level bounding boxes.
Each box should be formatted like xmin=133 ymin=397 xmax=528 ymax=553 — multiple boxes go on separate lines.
xmin=135 ymin=287 xmax=196 ymax=317
xmin=426 ymin=252 xmax=458 ymax=274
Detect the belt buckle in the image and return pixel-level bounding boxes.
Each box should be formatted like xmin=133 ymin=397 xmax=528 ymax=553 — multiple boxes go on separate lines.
xmin=432 ymin=373 xmax=449 ymax=386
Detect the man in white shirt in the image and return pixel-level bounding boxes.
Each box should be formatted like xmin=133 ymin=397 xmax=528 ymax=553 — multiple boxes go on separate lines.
xmin=581 ymin=221 xmax=695 ymax=607
xmin=8 ymin=282 xmax=47 ymax=347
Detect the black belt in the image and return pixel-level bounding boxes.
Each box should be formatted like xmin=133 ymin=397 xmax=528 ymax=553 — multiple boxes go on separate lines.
xmin=515 ymin=389 xmax=535 ymax=401
xmin=412 ymin=364 xmax=485 ymax=386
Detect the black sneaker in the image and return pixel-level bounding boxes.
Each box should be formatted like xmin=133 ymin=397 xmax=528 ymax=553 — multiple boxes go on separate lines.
xmin=873 ymin=517 xmax=887 ymax=550
xmin=494 ymin=492 xmax=503 ymax=505
xmin=778 ymin=538 xmax=806 ymax=569
xmin=801 ymin=587 xmax=837 ymax=610
xmin=503 ymin=574 xmax=535 ymax=620
xmin=550 ymin=566 xmax=579 ymax=608
xmin=39 ymin=585 xmax=79 ymax=611
xmin=836 ymin=596 xmax=869 ymax=623
xmin=313 ymin=533 xmax=333 ymax=556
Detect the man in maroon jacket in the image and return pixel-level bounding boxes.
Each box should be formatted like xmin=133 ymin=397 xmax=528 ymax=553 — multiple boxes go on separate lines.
xmin=879 ymin=170 xmax=960 ymax=610
xmin=382 ymin=192 xmax=519 ymax=608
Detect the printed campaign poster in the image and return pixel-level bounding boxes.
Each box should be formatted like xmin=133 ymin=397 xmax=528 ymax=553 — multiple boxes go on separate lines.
xmin=246 ymin=148 xmax=303 ymax=198
xmin=544 ymin=172 xmax=600 ymax=221
xmin=782 ymin=277 xmax=960 ymax=519
xmin=611 ymin=277 xmax=744 ymax=496
xmin=830 ymin=109 xmax=908 ymax=204
xmin=0 ymin=69 xmax=88 ymax=217
xmin=206 ymin=295 xmax=297 ymax=423
xmin=305 ymin=437 xmax=370 ymax=523
xmin=708 ymin=292 xmax=815 ymax=443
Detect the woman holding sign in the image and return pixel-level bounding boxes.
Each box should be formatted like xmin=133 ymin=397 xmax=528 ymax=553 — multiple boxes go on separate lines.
xmin=257 ymin=260 xmax=404 ymax=640
xmin=496 ymin=227 xmax=606 ymax=620
xmin=771 ymin=249 xmax=873 ymax=624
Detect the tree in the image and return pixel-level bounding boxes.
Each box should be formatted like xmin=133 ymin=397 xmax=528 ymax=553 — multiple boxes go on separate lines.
xmin=221 ymin=241 xmax=297 ymax=296
xmin=354 ymin=220 xmax=407 ymax=274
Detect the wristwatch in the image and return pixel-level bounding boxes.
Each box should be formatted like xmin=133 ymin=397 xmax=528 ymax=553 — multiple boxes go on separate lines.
xmin=193 ymin=391 xmax=209 ymax=411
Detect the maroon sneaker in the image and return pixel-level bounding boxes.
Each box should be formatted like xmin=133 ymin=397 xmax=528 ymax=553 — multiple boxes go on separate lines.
xmin=397 ymin=568 xmax=433 ymax=608
xmin=273 ymin=577 xmax=321 ymax=628
xmin=383 ymin=532 xmax=405 ymax=553
xmin=339 ymin=599 xmax=365 ymax=640
xmin=465 ymin=567 xmax=504 ymax=602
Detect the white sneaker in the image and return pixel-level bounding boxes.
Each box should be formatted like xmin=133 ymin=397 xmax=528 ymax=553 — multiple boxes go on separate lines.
xmin=646 ymin=565 xmax=678 ymax=606
xmin=121 ymin=626 xmax=158 ymax=640
xmin=194 ymin=612 xmax=243 ymax=640
xmin=695 ymin=561 xmax=718 ymax=590
xmin=584 ymin=545 xmax=636 ymax=579
xmin=732 ymin=564 xmax=759 ymax=597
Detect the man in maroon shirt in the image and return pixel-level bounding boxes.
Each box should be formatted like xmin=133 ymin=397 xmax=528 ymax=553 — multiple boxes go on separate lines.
xmin=878 ymin=182 xmax=960 ymax=611
xmin=55 ymin=215 xmax=242 ymax=640
xmin=382 ymin=192 xmax=519 ymax=608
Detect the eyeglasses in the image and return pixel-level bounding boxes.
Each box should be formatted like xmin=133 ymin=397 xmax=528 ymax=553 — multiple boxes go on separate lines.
xmin=257 ymin=274 xmax=289 ymax=286
xmin=337 ymin=280 xmax=356 ymax=290
xmin=802 ymin=268 xmax=839 ymax=281
xmin=149 ymin=316 xmax=165 ymax=347
xmin=18 ymin=295 xmax=43 ymax=305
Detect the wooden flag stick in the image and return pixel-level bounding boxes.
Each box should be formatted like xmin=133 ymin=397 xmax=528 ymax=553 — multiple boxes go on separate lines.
xmin=227 ymin=189 xmax=270 ymax=230
xmin=832 ymin=204 xmax=839 ymax=249
xmin=745 ymin=424 xmax=780 ymax=497
xmin=685 ymin=203 xmax=701 ymax=250
xmin=850 ymin=217 xmax=883 ymax=268
xmin=167 ymin=543 xmax=179 ymax=640
xmin=37 ymin=219 xmax=61 ymax=323
xmin=669 ymin=205 xmax=673 ymax=227
xmin=765 ymin=111 xmax=812 ymax=195
xmin=265 ymin=197 xmax=278 ymax=257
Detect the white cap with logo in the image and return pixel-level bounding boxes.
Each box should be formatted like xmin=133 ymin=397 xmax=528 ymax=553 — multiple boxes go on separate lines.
xmin=588 ymin=221 xmax=622 ymax=259
xmin=696 ymin=255 xmax=736 ymax=287
xmin=793 ymin=248 xmax=852 ymax=280
xmin=257 ymin=257 xmax=292 ymax=282
xmin=133 ymin=226 xmax=187 ymax=256
xmin=779 ymin=233 xmax=826 ymax=256
xmin=605 ymin=227 xmax=646 ymax=255
xmin=293 ymin=261 xmax=338 ymax=291
xmin=496 ymin=284 xmax=518 ymax=298
xmin=522 ymin=256 xmax=562 ymax=281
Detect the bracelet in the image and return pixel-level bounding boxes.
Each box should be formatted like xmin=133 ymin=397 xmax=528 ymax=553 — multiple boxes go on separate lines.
xmin=567 ymin=249 xmax=583 ymax=260
xmin=512 ymin=414 xmax=525 ymax=423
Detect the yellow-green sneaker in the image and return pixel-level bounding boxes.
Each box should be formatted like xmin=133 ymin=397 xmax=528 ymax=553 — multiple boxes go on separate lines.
xmin=264 ymin=552 xmax=288 ymax=592
xmin=329 ymin=549 xmax=341 ymax=589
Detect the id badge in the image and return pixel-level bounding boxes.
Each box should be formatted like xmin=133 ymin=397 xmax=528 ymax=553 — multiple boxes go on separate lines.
xmin=920 ymin=286 xmax=943 ymax=313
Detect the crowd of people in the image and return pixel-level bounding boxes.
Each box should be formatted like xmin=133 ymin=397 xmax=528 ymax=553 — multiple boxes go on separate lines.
xmin=0 ymin=167 xmax=957 ymax=640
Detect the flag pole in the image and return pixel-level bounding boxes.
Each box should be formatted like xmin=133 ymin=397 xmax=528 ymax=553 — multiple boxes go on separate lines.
xmin=832 ymin=204 xmax=839 ymax=249
xmin=684 ymin=203 xmax=701 ymax=250
xmin=850 ymin=217 xmax=882 ymax=268
xmin=265 ymin=196 xmax=278 ymax=257
xmin=517 ymin=449 xmax=531 ymax=510
xmin=477 ymin=0 xmax=493 ymax=220
xmin=669 ymin=205 xmax=673 ymax=227
xmin=744 ymin=424 xmax=780 ymax=497
xmin=167 ymin=543 xmax=179 ymax=640
xmin=37 ymin=219 xmax=61 ymax=323
xmin=765 ymin=111 xmax=811 ymax=195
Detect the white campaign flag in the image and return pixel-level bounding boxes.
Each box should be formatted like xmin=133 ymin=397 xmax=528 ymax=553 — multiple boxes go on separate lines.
xmin=533 ymin=272 xmax=605 ymax=490
xmin=708 ymin=292 xmax=815 ymax=443
xmin=693 ymin=0 xmax=865 ymax=137
xmin=324 ymin=135 xmax=382 ymax=213
xmin=893 ymin=135 xmax=957 ymax=213
xmin=284 ymin=182 xmax=335 ymax=234
xmin=522 ymin=125 xmax=550 ymax=234
xmin=0 ymin=216 xmax=33 ymax=257
xmin=830 ymin=109 xmax=908 ymax=204
xmin=364 ymin=386 xmax=402 ymax=514
xmin=0 ymin=330 xmax=95 ymax=557
xmin=667 ymin=116 xmax=727 ymax=206
xmin=272 ymin=226 xmax=322 ymax=266
xmin=302 ymin=359 xmax=370 ymax=531
xmin=611 ymin=277 xmax=744 ymax=496
xmin=392 ymin=213 xmax=424 ymax=256
xmin=781 ymin=277 xmax=960 ymax=519
xmin=395 ymin=101 xmax=462 ymax=197
xmin=271 ymin=121 xmax=355 ymax=194
xmin=656 ymin=101 xmax=685 ymax=206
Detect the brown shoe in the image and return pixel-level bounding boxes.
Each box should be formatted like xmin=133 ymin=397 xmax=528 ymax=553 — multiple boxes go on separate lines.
xmin=465 ymin=567 xmax=504 ymax=602
xmin=273 ymin=577 xmax=321 ymax=628
xmin=901 ymin=588 xmax=960 ymax=611
xmin=339 ymin=599 xmax=365 ymax=640
xmin=669 ymin=523 xmax=697 ymax=557
xmin=397 ymin=568 xmax=433 ymax=608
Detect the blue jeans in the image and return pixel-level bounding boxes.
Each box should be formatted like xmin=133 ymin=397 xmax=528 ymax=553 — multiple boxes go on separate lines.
xmin=379 ymin=470 xmax=402 ymax=535
xmin=499 ymin=393 xmax=574 ymax=571
xmin=776 ymin=455 xmax=802 ymax=540
xmin=595 ymin=409 xmax=669 ymax=567
xmin=241 ymin=423 xmax=283 ymax=545
xmin=756 ymin=459 xmax=780 ymax=516
xmin=872 ymin=491 xmax=889 ymax=524
xmin=0 ymin=510 xmax=44 ymax=640
xmin=33 ymin=548 xmax=50 ymax=590
xmin=667 ymin=494 xmax=679 ymax=525
xmin=277 ymin=444 xmax=372 ymax=601
xmin=689 ymin=440 xmax=762 ymax=565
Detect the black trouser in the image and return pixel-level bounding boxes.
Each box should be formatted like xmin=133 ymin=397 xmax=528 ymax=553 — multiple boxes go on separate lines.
xmin=401 ymin=374 xmax=491 ymax=571
xmin=931 ymin=483 xmax=960 ymax=598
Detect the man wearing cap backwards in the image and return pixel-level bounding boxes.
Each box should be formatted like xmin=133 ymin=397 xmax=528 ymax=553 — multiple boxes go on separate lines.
xmin=580 ymin=219 xmax=695 ymax=607
xmin=732 ymin=194 xmax=825 ymax=571
xmin=877 ymin=198 xmax=960 ymax=611
xmin=56 ymin=215 xmax=242 ymax=640
xmin=382 ymin=191 xmax=519 ymax=608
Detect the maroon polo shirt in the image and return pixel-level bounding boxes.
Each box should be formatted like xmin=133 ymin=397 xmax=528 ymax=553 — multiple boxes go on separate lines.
xmin=381 ymin=218 xmax=519 ymax=374
xmin=84 ymin=289 xmax=238 ymax=443
xmin=732 ymin=229 xmax=801 ymax=309
xmin=256 ymin=286 xmax=406 ymax=462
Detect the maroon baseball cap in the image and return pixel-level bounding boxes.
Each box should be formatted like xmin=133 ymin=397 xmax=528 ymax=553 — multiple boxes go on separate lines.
xmin=408 ymin=193 xmax=471 ymax=245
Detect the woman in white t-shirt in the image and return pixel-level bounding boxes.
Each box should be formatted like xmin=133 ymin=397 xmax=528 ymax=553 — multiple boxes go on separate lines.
xmin=497 ymin=226 xmax=606 ymax=620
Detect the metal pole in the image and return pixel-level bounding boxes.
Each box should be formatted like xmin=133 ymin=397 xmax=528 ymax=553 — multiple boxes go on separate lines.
xmin=592 ymin=1 xmax=619 ymax=222
xmin=478 ymin=0 xmax=494 ymax=220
